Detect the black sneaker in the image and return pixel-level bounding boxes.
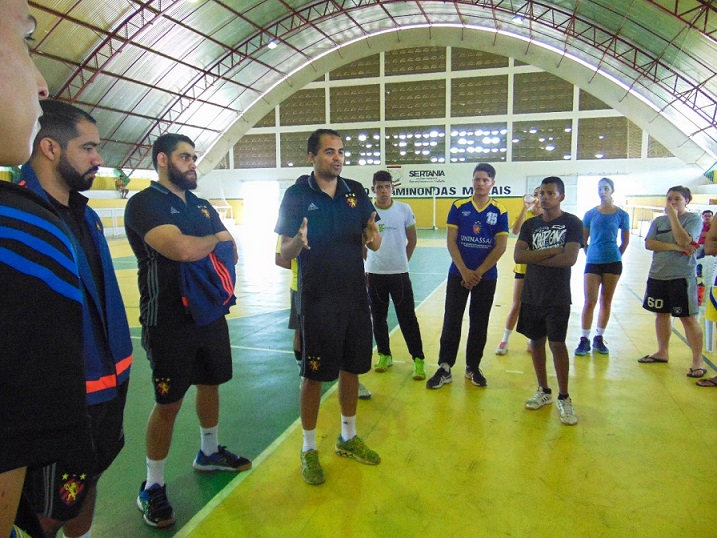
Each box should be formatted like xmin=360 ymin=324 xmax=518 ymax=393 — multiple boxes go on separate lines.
xmin=426 ymin=367 xmax=452 ymax=389
xmin=137 ymin=481 xmax=176 ymax=528
xmin=470 ymin=368 xmax=487 ymax=387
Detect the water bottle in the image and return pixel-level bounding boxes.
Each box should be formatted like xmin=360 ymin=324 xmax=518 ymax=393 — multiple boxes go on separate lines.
xmin=523 ymin=194 xmax=536 ymax=204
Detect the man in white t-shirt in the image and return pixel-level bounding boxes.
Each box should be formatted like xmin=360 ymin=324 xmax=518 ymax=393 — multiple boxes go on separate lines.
xmin=365 ymin=170 xmax=426 ymax=380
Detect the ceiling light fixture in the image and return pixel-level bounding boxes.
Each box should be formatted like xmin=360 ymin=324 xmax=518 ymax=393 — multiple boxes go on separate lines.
xmin=267 ymin=40 xmax=278 ymax=50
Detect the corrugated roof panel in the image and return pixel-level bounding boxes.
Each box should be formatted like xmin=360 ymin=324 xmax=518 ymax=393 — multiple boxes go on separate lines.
xmin=179 ymin=2 xmax=244 ymax=47
xmin=37 ymin=0 xmax=133 ymax=29
xmin=23 ymin=0 xmax=717 ymax=168
xmin=134 ymin=20 xmax=206 ymax=63
xmin=32 ymin=55 xmax=76 ymax=95
xmin=108 ymin=51 xmax=178 ymax=91
xmin=35 ymin=19 xmax=104 ymax=63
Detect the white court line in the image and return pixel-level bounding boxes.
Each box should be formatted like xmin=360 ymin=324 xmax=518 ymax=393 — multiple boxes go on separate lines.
xmin=175 ymin=276 xmax=448 ymax=536
xmin=132 ymin=335 xmax=294 ymax=355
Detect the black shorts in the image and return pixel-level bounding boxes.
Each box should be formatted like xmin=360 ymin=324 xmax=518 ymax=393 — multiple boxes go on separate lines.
xmin=142 ymin=316 xmax=233 ymax=404
xmin=24 ymin=382 xmax=128 ymax=521
xmin=301 ymin=302 xmax=373 ymax=382
xmin=643 ymin=277 xmax=698 ymax=317
xmin=585 ymin=261 xmax=623 ymax=276
xmin=516 ymin=303 xmax=571 ymax=342
xmin=289 ymin=289 xmax=299 ymax=330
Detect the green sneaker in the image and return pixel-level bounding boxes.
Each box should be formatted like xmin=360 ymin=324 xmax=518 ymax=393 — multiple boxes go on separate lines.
xmin=300 ymin=449 xmax=325 ymax=485
xmin=374 ymin=353 xmax=393 ymax=372
xmin=412 ymin=358 xmax=426 ymax=380
xmin=335 ymin=435 xmax=381 ymax=465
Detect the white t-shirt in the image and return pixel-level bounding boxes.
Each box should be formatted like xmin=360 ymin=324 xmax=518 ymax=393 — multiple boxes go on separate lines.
xmin=365 ymin=200 xmax=416 ymax=274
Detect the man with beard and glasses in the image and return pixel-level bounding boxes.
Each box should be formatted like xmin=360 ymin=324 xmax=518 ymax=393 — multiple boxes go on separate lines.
xmin=125 ymin=133 xmax=250 ymax=528
xmin=17 ymin=99 xmax=133 ymax=538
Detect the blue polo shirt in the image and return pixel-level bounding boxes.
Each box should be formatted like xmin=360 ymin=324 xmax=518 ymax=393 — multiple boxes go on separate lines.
xmin=446 ymin=197 xmax=509 ymax=280
xmin=275 ymin=173 xmax=376 ymax=309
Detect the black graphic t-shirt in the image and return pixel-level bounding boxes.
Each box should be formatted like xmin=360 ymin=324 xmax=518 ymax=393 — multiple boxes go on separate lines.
xmin=518 ymin=212 xmax=583 ymax=306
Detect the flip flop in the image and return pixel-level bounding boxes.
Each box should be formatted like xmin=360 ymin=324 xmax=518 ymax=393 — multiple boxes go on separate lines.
xmin=696 ymin=377 xmax=717 ymax=387
xmin=637 ymin=355 xmax=668 ymax=364
xmin=687 ymin=368 xmax=707 ymax=378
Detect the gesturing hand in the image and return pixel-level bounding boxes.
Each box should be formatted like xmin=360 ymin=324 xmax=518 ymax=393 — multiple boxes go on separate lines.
xmin=363 ymin=211 xmax=379 ymax=245
xmin=296 ymin=217 xmax=310 ymax=250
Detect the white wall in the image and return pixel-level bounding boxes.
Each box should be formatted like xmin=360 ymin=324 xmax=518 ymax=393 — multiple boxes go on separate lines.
xmin=201 ymin=157 xmax=707 ymax=202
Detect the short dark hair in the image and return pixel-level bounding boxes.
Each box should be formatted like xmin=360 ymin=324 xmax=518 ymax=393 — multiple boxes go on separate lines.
xmin=35 ymin=99 xmax=96 ymax=150
xmin=307 ymin=128 xmax=341 ymax=156
xmin=373 ymin=170 xmax=392 ymax=185
xmin=702 ymin=210 xmax=713 ymax=216
xmin=542 ymin=176 xmax=565 ymax=195
xmin=667 ymin=185 xmax=692 ymax=203
xmin=152 ymin=133 xmax=194 ymax=170
xmin=473 ymin=163 xmax=496 ymax=179
xmin=598 ymin=177 xmax=615 ymax=192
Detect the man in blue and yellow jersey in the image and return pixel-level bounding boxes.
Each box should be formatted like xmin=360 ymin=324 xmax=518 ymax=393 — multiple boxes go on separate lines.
xmin=426 ymin=163 xmax=509 ymax=389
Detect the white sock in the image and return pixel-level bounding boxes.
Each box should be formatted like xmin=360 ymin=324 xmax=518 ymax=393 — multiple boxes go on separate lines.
xmin=596 ymin=327 xmax=605 ymax=336
xmin=146 ymin=457 xmax=166 ymax=488
xmin=302 ymin=429 xmax=317 ymax=452
xmin=341 ymin=415 xmax=357 ymax=442
xmin=581 ymin=329 xmax=590 ymax=338
xmin=440 ymin=362 xmax=451 ymax=372
xmin=200 ymin=426 xmax=219 ymax=456
xmin=502 ymin=329 xmax=512 ymax=342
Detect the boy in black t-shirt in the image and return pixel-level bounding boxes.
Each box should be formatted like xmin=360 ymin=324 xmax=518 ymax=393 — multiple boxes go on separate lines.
xmin=514 ymin=176 xmax=583 ymax=426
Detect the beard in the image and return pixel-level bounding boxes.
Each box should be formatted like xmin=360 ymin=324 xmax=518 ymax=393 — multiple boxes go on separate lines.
xmin=58 ymin=154 xmax=97 ymax=192
xmin=168 ymin=161 xmax=197 ymax=190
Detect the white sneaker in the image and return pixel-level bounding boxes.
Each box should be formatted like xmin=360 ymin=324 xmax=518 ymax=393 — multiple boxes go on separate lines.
xmin=557 ymin=397 xmax=578 ymax=425
xmin=525 ymin=388 xmax=553 ymax=410
xmin=495 ymin=342 xmax=508 ymax=355
xmin=357 ymin=383 xmax=372 ymax=400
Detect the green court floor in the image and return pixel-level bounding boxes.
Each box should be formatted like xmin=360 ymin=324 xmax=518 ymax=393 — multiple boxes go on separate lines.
xmin=91 ymin=230 xmax=451 ymax=537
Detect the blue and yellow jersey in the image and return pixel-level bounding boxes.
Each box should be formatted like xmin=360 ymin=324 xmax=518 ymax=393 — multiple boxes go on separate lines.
xmin=446 ymin=197 xmax=509 ymax=280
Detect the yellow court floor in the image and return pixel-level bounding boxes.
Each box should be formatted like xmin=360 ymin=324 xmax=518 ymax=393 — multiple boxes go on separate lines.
xmin=113 ymin=229 xmax=717 ymax=538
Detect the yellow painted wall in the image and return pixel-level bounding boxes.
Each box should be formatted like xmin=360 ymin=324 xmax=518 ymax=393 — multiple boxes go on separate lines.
xmin=90 ymin=176 xmax=153 ymax=192
xmin=225 ymin=199 xmax=244 ymax=225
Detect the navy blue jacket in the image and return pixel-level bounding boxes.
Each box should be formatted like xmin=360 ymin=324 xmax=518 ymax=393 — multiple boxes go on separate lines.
xmin=179 ymin=240 xmax=236 ymax=326
xmin=19 ymin=165 xmax=132 ymax=405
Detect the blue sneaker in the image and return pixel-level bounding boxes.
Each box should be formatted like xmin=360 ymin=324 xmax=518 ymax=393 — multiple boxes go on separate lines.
xmin=426 ymin=366 xmax=452 ymax=389
xmin=193 ymin=445 xmax=252 ymax=472
xmin=137 ymin=481 xmax=176 ymax=528
xmin=593 ymin=335 xmax=609 ymax=354
xmin=575 ymin=337 xmax=591 ymax=356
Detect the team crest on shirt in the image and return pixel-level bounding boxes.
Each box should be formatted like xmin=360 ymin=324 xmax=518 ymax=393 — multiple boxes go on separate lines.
xmin=473 ymin=221 xmax=482 ymax=235
xmin=486 ymin=212 xmax=498 ymax=225
xmin=199 ymin=205 xmax=211 ymax=219
xmin=307 ymin=355 xmax=321 ymax=371
xmin=59 ymin=473 xmax=87 ymax=506
xmin=345 ymin=193 xmax=357 ymax=208
xmin=154 ymin=377 xmax=171 ymax=396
